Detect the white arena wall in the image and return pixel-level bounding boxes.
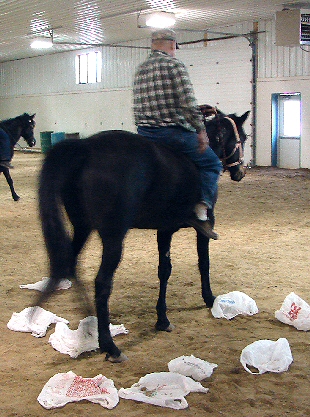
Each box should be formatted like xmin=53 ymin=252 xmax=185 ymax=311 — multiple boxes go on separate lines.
xmin=0 ymin=88 xmax=135 ymax=137
xmin=256 ymin=20 xmax=310 ymax=168
xmin=1 ymin=19 xmax=310 ymax=168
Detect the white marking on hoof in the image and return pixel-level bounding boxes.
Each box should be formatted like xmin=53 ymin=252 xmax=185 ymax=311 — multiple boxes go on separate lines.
xmin=106 ymin=352 xmax=128 ymax=363
xmin=165 ymin=323 xmax=175 ymax=332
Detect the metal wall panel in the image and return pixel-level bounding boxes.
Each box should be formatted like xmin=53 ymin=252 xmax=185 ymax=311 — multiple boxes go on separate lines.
xmin=258 ymin=20 xmax=310 ymax=78
xmin=0 ymin=23 xmax=253 ymax=163
xmin=0 ymin=23 xmax=255 ymax=98
xmin=0 ymin=44 xmax=149 ymax=97
xmin=179 ymin=36 xmax=252 ymax=113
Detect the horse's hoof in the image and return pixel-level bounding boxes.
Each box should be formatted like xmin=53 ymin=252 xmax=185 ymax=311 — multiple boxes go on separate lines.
xmin=164 ymin=323 xmax=175 ymax=332
xmin=156 ymin=323 xmax=175 ymax=332
xmin=105 ymin=352 xmax=128 ymax=363
xmin=204 ymin=295 xmax=216 ymax=308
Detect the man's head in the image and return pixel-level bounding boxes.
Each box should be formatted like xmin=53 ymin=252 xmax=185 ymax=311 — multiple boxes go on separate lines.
xmin=151 ymin=29 xmax=179 ymax=57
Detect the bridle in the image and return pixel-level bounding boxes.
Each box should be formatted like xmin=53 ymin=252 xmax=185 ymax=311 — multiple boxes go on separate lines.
xmin=200 ymin=105 xmax=244 ymax=171
xmin=219 ymin=116 xmax=244 ymax=170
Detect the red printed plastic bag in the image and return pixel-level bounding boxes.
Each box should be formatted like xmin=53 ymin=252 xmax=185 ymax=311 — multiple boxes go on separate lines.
xmin=275 ymin=292 xmax=310 ymax=331
xmin=37 ymin=371 xmax=119 ymax=409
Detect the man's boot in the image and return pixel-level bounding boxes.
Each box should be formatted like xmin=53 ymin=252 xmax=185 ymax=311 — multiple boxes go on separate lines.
xmin=187 ymin=218 xmax=218 ymax=240
xmin=0 ymin=160 xmax=14 ymax=169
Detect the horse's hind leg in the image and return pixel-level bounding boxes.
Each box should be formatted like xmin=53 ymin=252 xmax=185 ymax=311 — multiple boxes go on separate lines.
xmin=3 ymin=169 xmax=19 ymax=201
xmin=95 ymin=234 xmax=128 ymax=362
xmin=197 ymin=232 xmax=215 ymax=307
xmin=155 ymin=230 xmax=175 ymax=331
xmin=63 ymin=191 xmax=92 ymax=274
xmin=63 ymin=195 xmax=94 ymax=315
xmin=70 ymin=225 xmax=92 ymax=274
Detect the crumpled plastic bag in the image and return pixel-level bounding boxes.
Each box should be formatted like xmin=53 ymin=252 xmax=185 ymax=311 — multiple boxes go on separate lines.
xmin=168 ymin=355 xmax=217 ymax=381
xmin=211 ymin=291 xmax=258 ymax=319
xmin=7 ymin=306 xmax=69 ymax=337
xmin=118 ymin=372 xmax=208 ymax=409
xmin=240 ymin=338 xmax=293 ymax=374
xmin=37 ymin=371 xmax=119 ymax=409
xmin=49 ymin=316 xmax=129 ymax=358
xmin=275 ymin=292 xmax=310 ymax=331
xmin=20 ymin=277 xmax=72 ymax=291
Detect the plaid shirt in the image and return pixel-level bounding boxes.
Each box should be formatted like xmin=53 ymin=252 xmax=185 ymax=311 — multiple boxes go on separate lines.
xmin=133 ymin=50 xmax=205 ymax=133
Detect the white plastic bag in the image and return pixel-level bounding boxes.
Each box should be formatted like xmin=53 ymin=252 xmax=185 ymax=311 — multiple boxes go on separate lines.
xmin=19 ymin=277 xmax=72 ymax=291
xmin=168 ymin=355 xmax=217 ymax=381
xmin=275 ymin=292 xmax=310 ymax=331
xmin=49 ymin=316 xmax=129 ymax=357
xmin=37 ymin=371 xmax=119 ymax=409
xmin=119 ymin=372 xmax=208 ymax=409
xmin=240 ymin=338 xmax=293 ymax=374
xmin=211 ymin=291 xmax=258 ymax=319
xmin=7 ymin=306 xmax=69 ymax=337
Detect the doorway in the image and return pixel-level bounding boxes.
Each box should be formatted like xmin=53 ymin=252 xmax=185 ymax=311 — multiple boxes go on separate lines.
xmin=271 ymin=93 xmax=301 ymax=168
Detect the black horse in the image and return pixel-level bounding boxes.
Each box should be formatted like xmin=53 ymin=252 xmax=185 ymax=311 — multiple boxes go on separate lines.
xmin=0 ymin=113 xmax=36 ymax=201
xmin=37 ymin=110 xmax=249 ymax=362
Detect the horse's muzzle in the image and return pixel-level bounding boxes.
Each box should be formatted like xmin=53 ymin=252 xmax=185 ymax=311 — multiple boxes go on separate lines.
xmin=230 ymin=165 xmax=246 ymax=182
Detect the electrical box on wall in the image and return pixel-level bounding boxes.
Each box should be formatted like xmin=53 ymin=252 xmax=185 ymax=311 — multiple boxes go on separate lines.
xmin=276 ymin=9 xmax=310 ymax=46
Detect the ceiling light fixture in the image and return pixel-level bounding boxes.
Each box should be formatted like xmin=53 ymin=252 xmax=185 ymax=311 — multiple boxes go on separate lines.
xmin=31 ymin=38 xmax=53 ymax=49
xmin=145 ymin=11 xmax=176 ymax=28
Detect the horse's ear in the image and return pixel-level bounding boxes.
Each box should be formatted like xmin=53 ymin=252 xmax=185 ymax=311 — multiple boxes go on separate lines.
xmin=31 ymin=113 xmax=36 ymax=119
xmin=240 ymin=111 xmax=250 ymax=124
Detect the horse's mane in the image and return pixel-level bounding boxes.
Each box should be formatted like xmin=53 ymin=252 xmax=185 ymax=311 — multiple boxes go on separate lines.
xmin=0 ymin=113 xmax=31 ymax=125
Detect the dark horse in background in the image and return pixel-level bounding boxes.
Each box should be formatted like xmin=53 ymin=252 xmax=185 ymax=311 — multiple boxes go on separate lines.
xmin=0 ymin=113 xmax=36 ymax=200
xmin=37 ymin=109 xmax=250 ymax=362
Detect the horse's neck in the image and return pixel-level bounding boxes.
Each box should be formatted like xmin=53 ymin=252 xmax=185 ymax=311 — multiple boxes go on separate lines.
xmin=205 ymin=122 xmax=221 ymax=158
xmin=1 ymin=120 xmax=21 ymax=146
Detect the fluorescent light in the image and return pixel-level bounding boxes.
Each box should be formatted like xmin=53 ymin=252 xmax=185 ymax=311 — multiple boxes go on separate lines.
xmin=145 ymin=12 xmax=176 ymax=28
xmin=31 ymin=38 xmax=53 ymax=49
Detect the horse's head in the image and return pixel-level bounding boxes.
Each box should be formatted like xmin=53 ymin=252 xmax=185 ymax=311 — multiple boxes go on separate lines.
xmin=19 ymin=113 xmax=36 ymax=147
xmin=204 ymin=110 xmax=250 ymax=182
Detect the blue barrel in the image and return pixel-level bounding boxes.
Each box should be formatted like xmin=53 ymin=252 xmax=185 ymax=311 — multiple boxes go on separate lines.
xmin=51 ymin=132 xmax=65 ymax=146
xmin=40 ymin=131 xmax=53 ymax=154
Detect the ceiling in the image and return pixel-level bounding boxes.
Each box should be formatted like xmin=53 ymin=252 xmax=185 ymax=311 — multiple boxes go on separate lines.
xmin=0 ymin=0 xmax=310 ymax=63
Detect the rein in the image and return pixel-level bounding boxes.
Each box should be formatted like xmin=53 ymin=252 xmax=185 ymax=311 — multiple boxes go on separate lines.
xmin=220 ymin=116 xmax=244 ymax=169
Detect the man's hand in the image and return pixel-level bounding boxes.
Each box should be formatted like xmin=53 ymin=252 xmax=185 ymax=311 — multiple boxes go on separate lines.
xmin=197 ymin=130 xmax=209 ymax=153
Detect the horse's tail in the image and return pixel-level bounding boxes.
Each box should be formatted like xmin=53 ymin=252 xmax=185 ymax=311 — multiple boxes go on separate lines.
xmin=36 ymin=140 xmax=88 ymax=305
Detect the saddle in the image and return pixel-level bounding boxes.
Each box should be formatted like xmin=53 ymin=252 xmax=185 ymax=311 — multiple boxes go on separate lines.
xmin=199 ymin=104 xmax=218 ymax=119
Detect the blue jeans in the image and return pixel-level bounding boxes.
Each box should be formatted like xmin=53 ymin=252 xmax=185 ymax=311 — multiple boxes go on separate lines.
xmin=137 ymin=126 xmax=222 ymax=208
xmin=0 ymin=128 xmax=11 ymax=161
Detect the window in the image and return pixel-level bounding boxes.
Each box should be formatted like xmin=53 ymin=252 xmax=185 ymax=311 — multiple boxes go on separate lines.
xmin=279 ymin=94 xmax=301 ymax=137
xmin=75 ymin=51 xmax=102 ymax=84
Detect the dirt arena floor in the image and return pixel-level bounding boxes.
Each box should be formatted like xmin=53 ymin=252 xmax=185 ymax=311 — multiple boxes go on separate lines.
xmin=1 ymin=152 xmax=310 ymax=417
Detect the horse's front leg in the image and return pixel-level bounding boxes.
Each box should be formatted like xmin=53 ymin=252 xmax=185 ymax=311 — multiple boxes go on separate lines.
xmin=95 ymin=236 xmax=128 ymax=362
xmin=197 ymin=231 xmax=216 ymax=307
xmin=155 ymin=230 xmax=175 ymax=331
xmin=3 ymin=169 xmax=20 ymax=201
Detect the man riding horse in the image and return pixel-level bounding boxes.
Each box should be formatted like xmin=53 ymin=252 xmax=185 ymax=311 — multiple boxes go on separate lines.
xmin=133 ymin=29 xmax=223 ymax=240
